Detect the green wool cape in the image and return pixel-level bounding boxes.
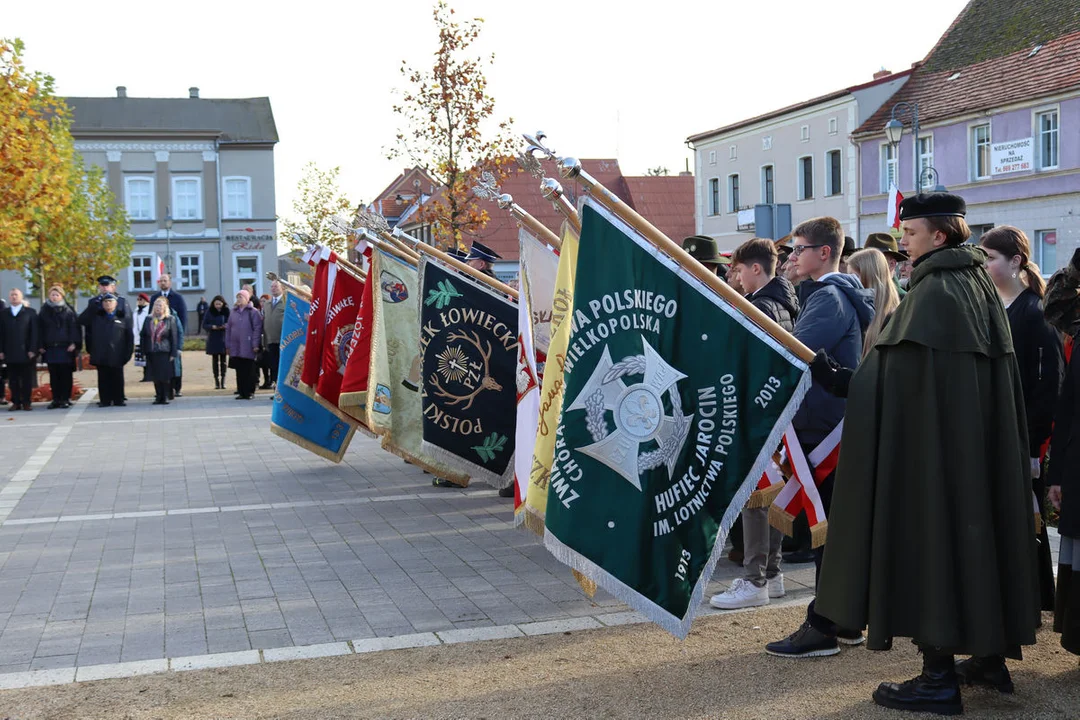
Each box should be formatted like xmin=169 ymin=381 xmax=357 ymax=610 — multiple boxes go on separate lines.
xmin=816 ymin=244 xmax=1040 ymax=658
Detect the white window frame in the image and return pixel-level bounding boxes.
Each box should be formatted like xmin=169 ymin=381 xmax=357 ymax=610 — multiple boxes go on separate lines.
xmin=233 ymin=252 xmax=262 ymax=296
xmin=124 ymin=175 xmax=155 ymax=221
xmin=917 ymin=134 xmax=934 ymax=186
xmin=971 ymin=123 xmax=992 ymax=180
xmin=707 ymin=150 xmax=717 ymax=166
xmin=824 ymin=149 xmax=843 ymax=197
xmin=171 ymin=175 xmax=202 ymax=220
xmin=708 ymin=177 xmax=720 ymax=216
xmin=762 ymin=136 xmax=773 ymax=151
xmin=728 ymin=144 xmax=737 ymax=160
xmin=760 ymin=164 xmax=774 ymax=205
xmin=828 ymin=117 xmax=838 ymax=135
xmin=797 ymin=155 xmax=814 ymax=201
xmin=727 ymin=173 xmax=740 ymax=214
xmin=130 ymin=253 xmax=154 ymax=292
xmin=176 ymin=251 xmax=205 ymax=291
xmin=880 ymin=143 xmax=898 ymax=193
xmin=1036 ymin=108 xmax=1059 ymax=170
xmin=222 ymin=176 xmax=253 ymax=219
xmin=800 ymin=125 xmax=810 ymax=142
xmin=1035 ymin=229 xmax=1058 ymax=275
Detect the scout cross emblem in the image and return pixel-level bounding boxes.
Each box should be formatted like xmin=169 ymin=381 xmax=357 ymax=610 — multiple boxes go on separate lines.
xmin=565 ymin=336 xmax=693 ymax=491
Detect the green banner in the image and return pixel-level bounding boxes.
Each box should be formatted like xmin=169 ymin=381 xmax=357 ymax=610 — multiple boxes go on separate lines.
xmin=544 ymin=199 xmax=810 ymax=637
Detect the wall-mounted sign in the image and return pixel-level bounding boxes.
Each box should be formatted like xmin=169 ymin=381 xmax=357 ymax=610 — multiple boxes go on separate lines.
xmin=991 ymin=138 xmax=1033 ymax=175
xmin=225 ymin=227 xmax=274 ymax=251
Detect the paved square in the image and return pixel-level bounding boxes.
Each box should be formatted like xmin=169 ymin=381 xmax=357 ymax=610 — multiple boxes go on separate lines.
xmin=0 ymin=393 xmax=831 ymax=675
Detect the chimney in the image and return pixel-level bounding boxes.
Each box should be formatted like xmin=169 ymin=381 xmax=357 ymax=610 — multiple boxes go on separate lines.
xmin=189 ymin=87 xmax=199 ymax=99
xmin=872 ymin=68 xmax=891 ymax=80
xmin=116 ymin=86 xmax=127 ymax=98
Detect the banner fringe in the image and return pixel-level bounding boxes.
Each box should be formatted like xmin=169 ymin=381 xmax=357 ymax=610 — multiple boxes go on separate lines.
xmin=380 ymin=434 xmax=470 ymax=487
xmin=544 ymin=368 xmax=812 ymax=639
xmin=571 ymin=569 xmax=598 ymax=599
xmin=519 ymin=506 xmax=546 ymax=537
xmin=421 ymin=440 xmax=514 ymax=489
xmin=769 ymin=505 xmax=797 ymax=537
xmin=270 ymin=422 xmax=355 ymax=463
xmin=810 ymin=520 xmax=829 ymax=549
xmin=746 ymin=482 xmax=784 ymax=510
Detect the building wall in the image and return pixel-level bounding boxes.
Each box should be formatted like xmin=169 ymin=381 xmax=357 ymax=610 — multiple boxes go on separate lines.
xmin=693 ymin=96 xmax=859 ymax=250
xmin=858 ymin=92 xmax=1080 ymax=273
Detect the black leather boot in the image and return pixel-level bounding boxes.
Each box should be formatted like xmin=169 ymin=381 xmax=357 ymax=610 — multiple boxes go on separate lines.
xmin=955 ymin=654 xmax=1013 ymax=693
xmin=872 ymin=649 xmax=962 ymax=716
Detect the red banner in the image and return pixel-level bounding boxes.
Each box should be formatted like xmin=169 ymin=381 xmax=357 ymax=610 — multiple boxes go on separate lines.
xmin=314 ymin=263 xmax=364 ymax=408
xmin=301 ymin=249 xmax=337 ymax=389
xmin=338 ymin=264 xmax=376 ymax=421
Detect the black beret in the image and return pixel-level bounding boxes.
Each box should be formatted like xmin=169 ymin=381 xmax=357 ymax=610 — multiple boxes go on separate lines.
xmin=898 ymin=193 xmax=966 ymax=221
xmin=97 ymin=275 xmax=116 ymax=285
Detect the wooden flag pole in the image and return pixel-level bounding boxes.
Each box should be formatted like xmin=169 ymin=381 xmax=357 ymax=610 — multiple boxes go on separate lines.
xmin=378 ymin=230 xmax=422 ymax=263
xmin=266 ymin=272 xmax=311 ymax=301
xmin=557 ymin=157 xmax=814 ymax=364
xmin=503 ymin=197 xmax=563 ymax=249
xmin=361 ymin=229 xmax=419 ymax=267
xmin=392 ymin=227 xmax=520 ymax=301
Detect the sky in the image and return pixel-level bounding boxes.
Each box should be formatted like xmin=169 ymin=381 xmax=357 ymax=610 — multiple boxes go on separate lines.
xmin=10 ymin=0 xmax=971 ymax=237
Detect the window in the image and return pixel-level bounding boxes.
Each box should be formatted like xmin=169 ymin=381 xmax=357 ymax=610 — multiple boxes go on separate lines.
xmin=828 ymin=117 xmax=838 ymax=135
xmin=130 ymin=254 xmax=153 ymax=291
xmin=972 ymin=124 xmax=991 ymax=179
xmin=797 ymin=156 xmax=813 ymax=200
xmin=223 ymin=176 xmax=252 ymax=219
xmin=171 ymin=176 xmax=202 ymax=220
xmin=1038 ymin=111 xmax=1059 ymax=169
xmin=1036 ymin=230 xmax=1058 ymax=274
xmin=825 ymin=150 xmax=842 ymax=196
xmin=880 ymin=143 xmax=898 ymax=193
xmin=762 ymin=136 xmax=773 ymax=151
xmin=728 ymin=174 xmax=740 ymax=213
xmin=708 ymin=178 xmax=720 ymax=216
xmin=177 ymin=253 xmax=203 ymax=290
xmin=124 ymin=176 xmax=154 ymax=220
xmin=728 ymin=145 xmax=737 ymax=160
xmin=800 ymin=125 xmax=810 ymax=142
xmin=761 ymin=165 xmax=774 ymax=204
xmin=708 ymin=150 xmax=716 ymax=165
xmin=234 ymin=254 xmax=261 ymax=295
xmin=917 ymin=136 xmax=934 ymax=184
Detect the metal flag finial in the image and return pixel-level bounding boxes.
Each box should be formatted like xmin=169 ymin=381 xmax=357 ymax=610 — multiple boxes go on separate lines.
xmin=471 ymin=170 xmax=501 ymax=201
xmin=516 ymin=151 xmax=544 ymax=178
xmin=327 ymin=214 xmax=360 ymax=238
xmin=497 ymin=193 xmax=514 ymax=211
xmin=354 ymin=209 xmax=390 ymax=235
xmin=540 ymin=177 xmax=564 ymax=200
xmin=523 ymin=130 xmax=557 ymax=162
xmin=558 ymin=156 xmax=583 ymax=179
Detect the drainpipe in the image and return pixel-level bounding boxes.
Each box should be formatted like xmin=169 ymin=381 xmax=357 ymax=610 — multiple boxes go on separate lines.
xmin=215 ymin=138 xmax=224 ymax=296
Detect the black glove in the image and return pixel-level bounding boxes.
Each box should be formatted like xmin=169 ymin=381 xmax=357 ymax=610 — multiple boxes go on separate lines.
xmin=809 ymin=350 xmax=853 ymax=399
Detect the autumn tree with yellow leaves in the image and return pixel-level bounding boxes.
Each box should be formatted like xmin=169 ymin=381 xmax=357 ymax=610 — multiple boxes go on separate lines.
xmin=0 ymin=38 xmax=132 ymax=297
xmin=390 ymin=2 xmax=517 ymax=250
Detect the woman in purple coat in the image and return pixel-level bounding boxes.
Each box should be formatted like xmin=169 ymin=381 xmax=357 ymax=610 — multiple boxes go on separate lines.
xmin=225 ymin=289 xmax=263 ymax=400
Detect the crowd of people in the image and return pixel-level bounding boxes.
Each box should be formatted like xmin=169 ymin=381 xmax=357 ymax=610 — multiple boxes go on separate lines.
xmin=0 ymin=274 xmax=286 ymax=409
xmin=683 ymin=192 xmax=1080 ymax=716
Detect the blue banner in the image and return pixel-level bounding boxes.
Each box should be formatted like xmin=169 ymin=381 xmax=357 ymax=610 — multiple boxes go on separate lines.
xmin=271 ymin=290 xmax=358 ymax=462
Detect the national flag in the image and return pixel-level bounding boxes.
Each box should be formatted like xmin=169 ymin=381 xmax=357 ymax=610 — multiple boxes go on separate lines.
xmin=887 ymin=183 xmax=903 ymax=229
xmin=270 ymin=289 xmax=359 ymax=462
xmin=362 ymin=248 xmax=468 ymax=484
xmin=152 ymin=254 xmax=166 ymax=287
xmin=301 ymin=247 xmax=337 ymax=391
xmin=767 ymin=423 xmax=841 ymax=548
xmin=418 ymin=258 xmax=518 ymax=488
xmin=543 ymin=198 xmax=810 ymax=637
xmin=314 ymin=261 xmax=364 ymax=410
xmin=521 ymin=222 xmax=579 ymax=533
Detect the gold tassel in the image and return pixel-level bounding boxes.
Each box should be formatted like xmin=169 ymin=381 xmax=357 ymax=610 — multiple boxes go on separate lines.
xmin=521 ymin=509 xmax=546 ymax=537
xmin=378 ymin=435 xmax=470 ymax=487
xmin=769 ymin=505 xmax=796 ymax=536
xmin=572 ymin=569 xmax=597 ymax=598
xmin=746 ymin=483 xmax=784 ymax=510
xmin=1034 ymin=511 xmax=1043 ymax=536
xmin=810 ymin=520 xmax=829 ymax=549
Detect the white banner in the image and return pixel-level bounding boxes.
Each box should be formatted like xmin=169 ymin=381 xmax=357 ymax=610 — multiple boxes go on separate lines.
xmin=991 ymin=138 xmax=1033 ymax=175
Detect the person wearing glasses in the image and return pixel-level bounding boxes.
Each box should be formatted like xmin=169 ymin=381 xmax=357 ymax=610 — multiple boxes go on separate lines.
xmin=764 ymin=217 xmax=874 ymax=659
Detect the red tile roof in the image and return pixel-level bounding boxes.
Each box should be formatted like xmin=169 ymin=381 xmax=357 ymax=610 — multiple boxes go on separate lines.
xmin=623 ymin=175 xmax=696 ymax=242
xmin=855 ymin=28 xmax=1080 ymax=135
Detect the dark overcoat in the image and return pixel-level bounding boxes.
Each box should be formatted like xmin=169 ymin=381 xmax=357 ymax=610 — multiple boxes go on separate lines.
xmin=88 ymin=310 xmax=134 ymax=368
xmin=38 ymin=303 xmax=81 ymax=365
xmin=139 ymin=315 xmax=179 ymax=383
xmin=816 ymin=245 xmax=1040 ymax=658
xmin=0 ymin=306 xmax=40 ymax=363
xmin=203 ymin=307 xmax=229 ymax=355
xmin=1049 ymin=345 xmax=1080 ymax=538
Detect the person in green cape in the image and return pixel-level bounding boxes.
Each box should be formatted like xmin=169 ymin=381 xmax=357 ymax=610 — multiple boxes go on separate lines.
xmin=810 ymin=192 xmax=1039 ymax=716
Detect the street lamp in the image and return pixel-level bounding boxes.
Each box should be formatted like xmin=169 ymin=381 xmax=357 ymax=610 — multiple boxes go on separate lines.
xmin=883 ymin=102 xmax=928 ymax=193
xmin=164 ymin=208 xmax=173 ymax=274
xmin=920 ymin=166 xmax=948 ymax=193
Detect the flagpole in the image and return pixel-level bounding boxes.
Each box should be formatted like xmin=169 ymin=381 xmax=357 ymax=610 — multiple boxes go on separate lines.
xmin=539 ymin=178 xmax=581 ymax=237
xmin=359 ymin=229 xmax=420 ymax=267
xmin=392 ymin=227 xmax=520 ymax=301
xmin=472 ymin=171 xmax=563 ymax=249
xmin=556 ymin=155 xmax=813 ymax=363
xmin=266 ymin=272 xmax=311 ymax=301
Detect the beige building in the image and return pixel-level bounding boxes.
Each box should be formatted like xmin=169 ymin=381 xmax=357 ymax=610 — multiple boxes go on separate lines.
xmin=686 ymin=71 xmax=909 ymax=250
xmin=64 ymin=87 xmax=277 ymax=320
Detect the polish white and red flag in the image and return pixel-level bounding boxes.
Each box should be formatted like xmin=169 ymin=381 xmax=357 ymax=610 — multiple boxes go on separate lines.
xmin=887 ymin=183 xmax=904 ymax=229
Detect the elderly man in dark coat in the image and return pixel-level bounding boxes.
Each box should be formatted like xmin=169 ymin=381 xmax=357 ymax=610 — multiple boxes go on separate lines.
xmin=0 ymin=288 xmax=39 ymax=410
xmin=87 ymin=294 xmax=133 ymax=407
xmin=812 ymin=193 xmax=1039 ymax=716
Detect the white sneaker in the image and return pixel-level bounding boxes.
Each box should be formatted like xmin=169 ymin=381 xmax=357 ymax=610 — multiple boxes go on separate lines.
xmin=767 ymin=574 xmax=786 ymax=599
xmin=709 ymin=578 xmax=769 ymax=610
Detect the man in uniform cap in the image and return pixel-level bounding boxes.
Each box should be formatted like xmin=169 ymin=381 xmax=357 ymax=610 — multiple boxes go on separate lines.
xmin=465 ymin=241 xmax=501 ymax=278
xmin=812 ymin=192 xmax=1039 ymax=715
xmin=80 ymin=275 xmax=129 ymax=328
xmin=865 ymin=232 xmax=909 ymax=297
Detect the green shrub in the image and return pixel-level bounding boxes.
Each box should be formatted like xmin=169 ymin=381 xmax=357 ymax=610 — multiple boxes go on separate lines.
xmin=183 ymin=336 xmax=206 ymax=351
